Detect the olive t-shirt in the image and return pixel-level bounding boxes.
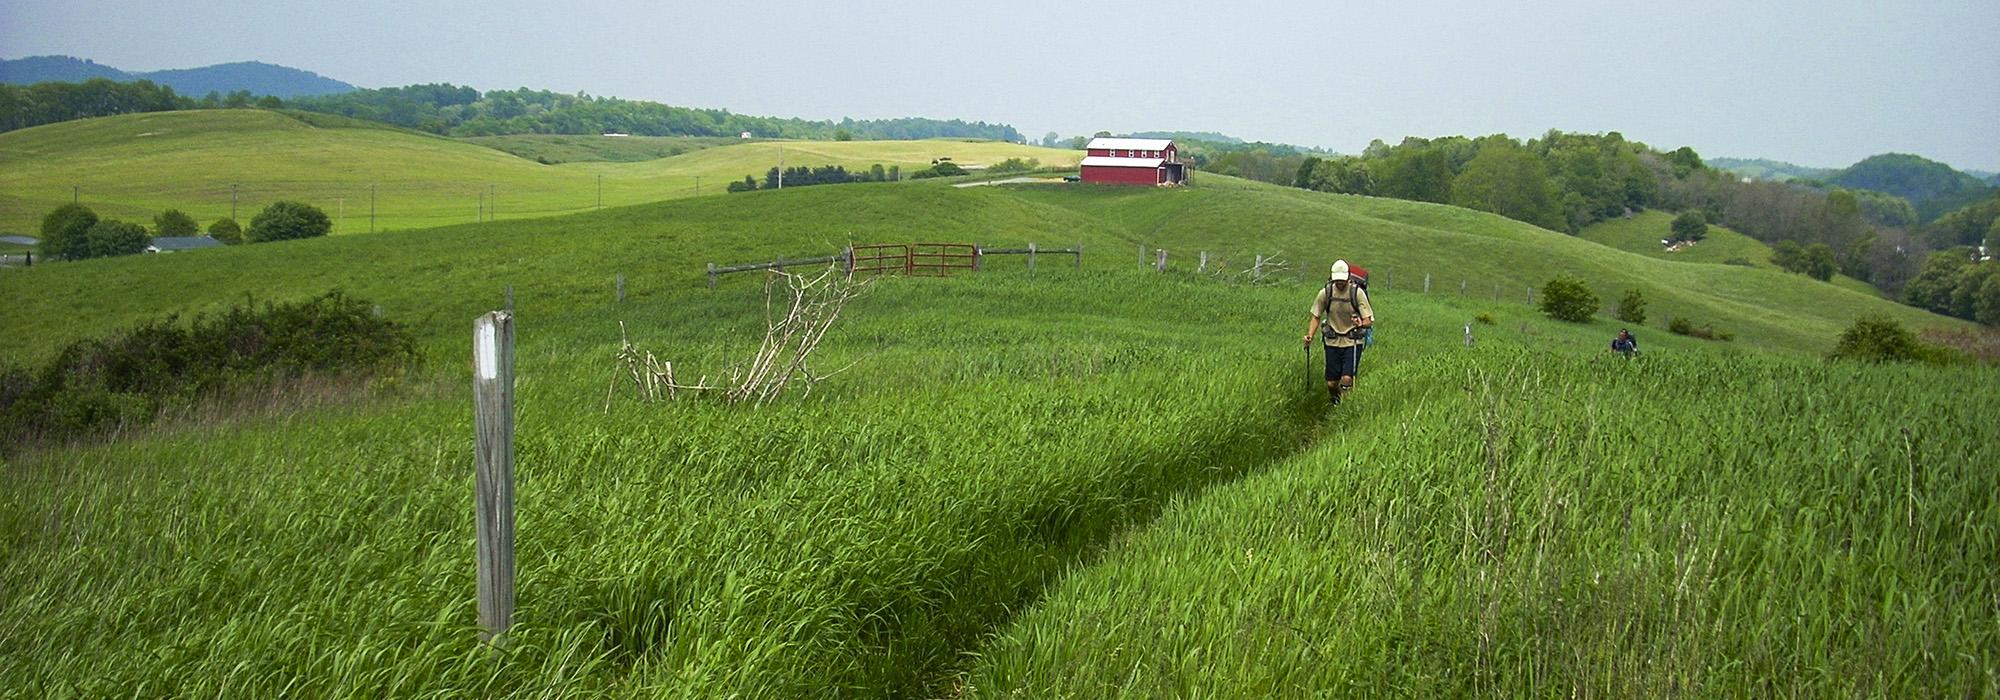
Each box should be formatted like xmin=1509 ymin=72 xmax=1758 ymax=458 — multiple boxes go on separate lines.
xmin=1309 ymin=284 xmax=1374 ymax=348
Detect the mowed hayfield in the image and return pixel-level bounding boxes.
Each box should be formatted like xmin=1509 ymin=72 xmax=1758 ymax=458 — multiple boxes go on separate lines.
xmin=0 ymin=109 xmax=1079 ymax=235
xmin=2 ymin=172 xmax=1995 ymax=696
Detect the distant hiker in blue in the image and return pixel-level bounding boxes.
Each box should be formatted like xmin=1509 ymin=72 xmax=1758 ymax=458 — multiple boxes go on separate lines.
xmin=1303 ymin=260 xmax=1374 ymax=405
xmin=1611 ymin=328 xmax=1638 ymax=358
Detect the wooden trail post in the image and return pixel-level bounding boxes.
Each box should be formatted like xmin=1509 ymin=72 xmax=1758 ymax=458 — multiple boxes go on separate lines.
xmin=472 ymin=312 xmax=517 ymax=647
xmin=1028 ymin=242 xmax=1037 ymax=272
xmin=1075 ymin=242 xmax=1083 ymax=269
xmin=1155 ymin=249 xmax=1167 ymax=272
xmin=707 ymin=263 xmax=718 ymax=290
xmin=1198 ymin=250 xmax=1208 ymax=273
xmin=1424 ymin=273 xmax=1432 ymax=294
xmin=1254 ymin=254 xmax=1265 ymax=281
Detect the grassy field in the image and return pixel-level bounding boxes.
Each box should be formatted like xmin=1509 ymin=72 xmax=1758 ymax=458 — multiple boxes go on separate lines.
xmin=0 ymin=110 xmax=1080 ymax=234
xmin=1580 ymin=210 xmax=1881 ymax=297
xmin=459 ymin=134 xmax=757 ymax=163
xmin=2 ymin=175 xmax=1993 ymax=696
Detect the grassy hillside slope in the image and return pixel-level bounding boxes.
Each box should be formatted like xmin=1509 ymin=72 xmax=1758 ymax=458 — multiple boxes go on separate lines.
xmin=1580 ymin=210 xmax=1881 ymax=297
xmin=0 ymin=110 xmax=1079 ymax=234
xmin=3 ymin=178 xmax=1991 ymax=697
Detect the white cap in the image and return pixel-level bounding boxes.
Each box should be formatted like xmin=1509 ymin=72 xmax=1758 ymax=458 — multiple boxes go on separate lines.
xmin=1329 ymin=260 xmax=1350 ymax=281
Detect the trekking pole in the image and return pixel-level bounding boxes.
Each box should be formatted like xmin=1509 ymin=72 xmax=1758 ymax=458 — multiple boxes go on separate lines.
xmin=1303 ymin=337 xmax=1313 ymax=394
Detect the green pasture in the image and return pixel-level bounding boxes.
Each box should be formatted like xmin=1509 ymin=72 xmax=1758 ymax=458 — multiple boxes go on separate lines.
xmin=460 ymin=134 xmax=756 ymax=163
xmin=1580 ymin=210 xmax=1880 ymax=297
xmin=0 ymin=109 xmax=1079 ymax=234
xmin=2 ymin=173 xmax=1993 ymax=696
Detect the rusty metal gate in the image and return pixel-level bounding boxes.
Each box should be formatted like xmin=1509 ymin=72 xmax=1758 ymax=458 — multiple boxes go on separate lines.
xmin=848 ymin=243 xmax=977 ymax=278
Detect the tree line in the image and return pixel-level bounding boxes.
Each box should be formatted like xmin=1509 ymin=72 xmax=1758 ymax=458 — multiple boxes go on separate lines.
xmin=1 ymin=79 xmax=1026 ymax=142
xmin=288 ymin=85 xmax=1023 ymax=141
xmin=35 ymin=200 xmax=331 ymax=261
xmin=0 ymin=78 xmax=281 ymax=132
xmin=1289 ymin=130 xmax=2000 ymax=322
xmin=727 ymin=164 xmax=902 ymax=193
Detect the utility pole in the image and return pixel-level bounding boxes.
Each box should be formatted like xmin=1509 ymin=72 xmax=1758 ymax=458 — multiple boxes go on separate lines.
xmin=72 ymin=185 xmax=79 ymax=204
xmin=231 ymin=184 xmax=239 ymax=221
xmin=597 ymin=174 xmax=603 ymax=210
xmin=338 ymin=197 xmax=344 ymax=234
xmin=778 ymin=145 xmax=785 ymax=189
xmin=489 ymin=184 xmax=496 ymax=221
xmin=370 ymin=184 xmax=376 ymax=233
xmin=694 ymin=175 xmax=701 ymax=196
xmin=478 ymin=190 xmax=485 ymax=222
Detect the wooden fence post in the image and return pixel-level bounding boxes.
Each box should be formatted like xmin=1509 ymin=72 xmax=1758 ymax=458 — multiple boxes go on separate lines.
xmin=1424 ymin=273 xmax=1432 ymax=294
xmin=972 ymin=245 xmax=983 ymax=272
xmin=843 ymin=246 xmax=855 ymax=280
xmin=1527 ymin=286 xmax=1534 ymax=306
xmin=1075 ymin=242 xmax=1083 ymax=269
xmin=1493 ymin=284 xmax=1500 ymax=302
xmin=504 ymin=285 xmax=514 ymax=312
xmin=1155 ymin=249 xmax=1167 ymax=272
xmin=1385 ymin=269 xmax=1391 ymax=290
xmin=1139 ymin=243 xmax=1146 ymax=266
xmin=1198 ymin=250 xmax=1208 ymax=273
xmin=707 ymin=263 xmax=717 ymax=290
xmin=615 ymin=273 xmax=625 ymax=302
xmin=1254 ymin=254 xmax=1265 ymax=281
xmin=1028 ymin=242 xmax=1036 ymax=272
xmin=472 ymin=312 xmax=517 ymax=648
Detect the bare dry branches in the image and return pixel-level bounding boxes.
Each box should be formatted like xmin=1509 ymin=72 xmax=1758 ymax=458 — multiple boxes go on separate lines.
xmin=608 ymin=264 xmax=868 ymax=410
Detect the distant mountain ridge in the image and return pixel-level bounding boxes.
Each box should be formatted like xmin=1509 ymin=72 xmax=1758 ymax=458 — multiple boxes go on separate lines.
xmin=1828 ymin=153 xmax=1994 ymax=223
xmin=0 ymin=55 xmax=354 ymax=98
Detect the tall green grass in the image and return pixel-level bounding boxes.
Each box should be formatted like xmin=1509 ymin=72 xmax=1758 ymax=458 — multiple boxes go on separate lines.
xmin=967 ymin=340 xmax=2000 ymax=697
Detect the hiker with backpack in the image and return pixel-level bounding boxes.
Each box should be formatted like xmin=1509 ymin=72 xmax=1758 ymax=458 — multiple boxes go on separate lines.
xmin=1610 ymin=328 xmax=1638 ymax=359
xmin=1302 ymin=260 xmax=1374 ymax=405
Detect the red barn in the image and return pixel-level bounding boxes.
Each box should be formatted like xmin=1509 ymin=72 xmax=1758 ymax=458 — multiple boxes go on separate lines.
xmin=1080 ymin=137 xmax=1189 ymax=186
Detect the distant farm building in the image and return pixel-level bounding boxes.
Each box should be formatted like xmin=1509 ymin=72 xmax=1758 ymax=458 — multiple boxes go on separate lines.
xmin=1080 ymin=137 xmax=1188 ymax=186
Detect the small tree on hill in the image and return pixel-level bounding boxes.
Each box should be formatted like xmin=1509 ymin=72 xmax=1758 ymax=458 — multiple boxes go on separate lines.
xmin=248 ymin=201 xmax=331 ymax=243
xmin=1616 ymin=288 xmax=1648 ymax=325
xmin=1802 ymin=242 xmax=1838 ymax=281
xmin=1670 ymin=211 xmax=1708 ymax=242
xmin=1828 ymin=316 xmax=1923 ymax=363
xmin=39 ymin=203 xmax=98 ymax=261
xmin=1539 ymin=275 xmax=1600 ymax=323
xmin=83 ymin=219 xmax=150 ymax=259
xmin=1773 ymin=239 xmax=1805 ymax=273
xmin=154 ymin=209 xmax=200 ymax=237
xmin=208 ymin=218 xmax=244 ymax=245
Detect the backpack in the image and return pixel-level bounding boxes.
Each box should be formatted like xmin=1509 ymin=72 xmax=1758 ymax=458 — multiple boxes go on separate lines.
xmin=1319 ymin=280 xmax=1370 ymax=341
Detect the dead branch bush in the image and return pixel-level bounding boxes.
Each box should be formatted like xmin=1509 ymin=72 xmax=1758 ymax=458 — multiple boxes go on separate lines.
xmin=608 ymin=265 xmax=868 ymax=409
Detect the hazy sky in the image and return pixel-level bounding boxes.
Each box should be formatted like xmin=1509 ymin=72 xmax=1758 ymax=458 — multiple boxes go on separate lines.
xmin=5 ymin=0 xmax=1997 ymax=170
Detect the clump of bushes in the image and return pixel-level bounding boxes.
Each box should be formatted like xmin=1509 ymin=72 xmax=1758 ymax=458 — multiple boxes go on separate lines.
xmin=1667 ymin=316 xmax=1734 ymax=342
xmin=1474 ymin=312 xmax=1497 ymax=325
xmin=0 ymin=290 xmax=417 ymax=447
xmin=1829 ymin=316 xmax=1957 ymax=364
xmin=1615 ymin=288 xmax=1647 ymax=325
xmin=1538 ymin=275 xmax=1599 ymax=323
xmin=1669 ymin=211 xmax=1708 ymax=242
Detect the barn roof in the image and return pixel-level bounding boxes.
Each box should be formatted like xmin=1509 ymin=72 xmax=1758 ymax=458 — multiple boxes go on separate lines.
xmin=1080 ymin=156 xmax=1166 ymax=168
xmin=147 ymin=236 xmax=225 ymax=252
xmin=1086 ymin=137 xmax=1174 ymax=151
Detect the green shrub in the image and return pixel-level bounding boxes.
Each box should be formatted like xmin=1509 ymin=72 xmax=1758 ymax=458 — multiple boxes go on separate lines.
xmin=0 ymin=290 xmax=417 ymax=447
xmin=1615 ymin=288 xmax=1647 ymax=325
xmin=1538 ymin=275 xmax=1598 ymax=323
xmin=248 ymin=201 xmax=332 ymax=243
xmin=208 ymin=217 xmax=244 ymax=245
xmin=39 ymin=203 xmax=98 ymax=260
xmin=1668 ymin=316 xmax=1732 ymax=341
xmin=1474 ymin=312 xmax=1497 ymax=325
xmin=154 ymin=209 xmax=200 ymax=237
xmin=82 ymin=219 xmax=149 ymax=259
xmin=1723 ymin=257 xmax=1756 ymax=267
xmin=1670 ymin=211 xmax=1708 ymax=242
xmin=1828 ymin=315 xmax=1953 ymax=364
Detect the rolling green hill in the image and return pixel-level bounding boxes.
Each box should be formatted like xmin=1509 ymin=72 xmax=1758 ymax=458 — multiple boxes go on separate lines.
xmin=3 ymin=173 xmax=1991 ymax=696
xmin=1579 ymin=210 xmax=1882 ymax=297
xmin=459 ymin=134 xmax=756 ymax=163
xmin=0 ymin=110 xmax=1081 ymax=234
